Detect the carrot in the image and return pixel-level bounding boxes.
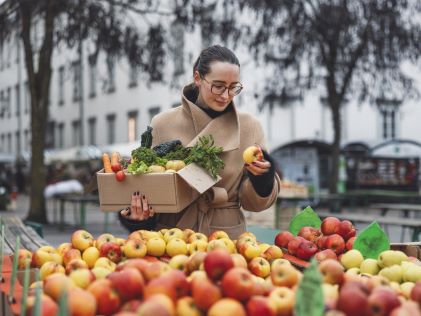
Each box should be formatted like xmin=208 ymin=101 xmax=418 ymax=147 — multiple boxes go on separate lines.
xmin=102 ymin=153 xmax=113 ymax=173
xmin=111 ymin=151 xmax=120 ymax=165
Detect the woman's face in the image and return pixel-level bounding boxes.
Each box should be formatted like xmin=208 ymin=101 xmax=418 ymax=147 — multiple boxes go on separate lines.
xmin=194 ymin=61 xmax=241 ymax=112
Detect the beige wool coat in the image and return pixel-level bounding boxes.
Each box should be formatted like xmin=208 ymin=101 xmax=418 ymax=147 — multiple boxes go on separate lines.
xmin=150 ymin=84 xmax=281 ymax=239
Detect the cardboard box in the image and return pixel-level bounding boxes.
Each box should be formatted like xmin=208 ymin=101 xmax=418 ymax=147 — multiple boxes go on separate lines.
xmin=97 ymin=163 xmax=219 ymax=213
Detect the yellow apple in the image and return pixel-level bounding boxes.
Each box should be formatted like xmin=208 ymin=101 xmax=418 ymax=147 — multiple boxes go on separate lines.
xmin=248 ymin=257 xmax=271 ymax=278
xmin=82 ymin=246 xmax=100 ymax=269
xmin=220 ymin=238 xmax=236 ymax=254
xmin=56 ymin=243 xmax=73 ymax=258
xmin=271 ymin=258 xmax=292 ymax=270
xmin=32 ymin=246 xmax=63 ymax=267
xmin=208 ymin=230 xmax=229 ymax=241
xmin=176 ymin=296 xmax=203 ymax=316
xmin=238 ymin=232 xmax=257 ymax=241
xmin=91 ymin=267 xmax=112 ymax=280
xmin=94 ymin=257 xmax=116 ymax=271
xmin=243 ymin=145 xmax=263 ymax=164
xmin=17 ymin=249 xmax=33 ymax=270
xmin=146 ymin=237 xmax=167 ymax=257
xmin=360 ymin=258 xmax=380 ymax=275
xmin=340 ymin=249 xmax=364 ymax=270
xmin=182 ymin=229 xmax=195 ymax=242
xmin=239 ymin=241 xmax=262 ymax=261
xmin=169 ymin=254 xmax=190 ymax=272
xmin=207 ymin=239 xmax=228 ymax=252
xmin=231 ymin=253 xmax=248 ymax=269
xmin=189 ymin=240 xmax=208 ymax=255
xmin=188 ymin=233 xmax=208 ymax=244
xmin=378 ymin=250 xmax=408 ymax=268
xmin=122 ymin=238 xmax=147 ymax=258
xmin=379 ymin=265 xmax=403 ymax=283
xmin=69 ymin=268 xmax=96 ymax=289
xmin=71 ymin=230 xmax=94 ymax=251
xmin=39 ymin=261 xmax=65 ymax=280
xmin=402 ymin=264 xmax=421 ymax=282
xmin=166 ymin=238 xmax=188 ymax=257
xmin=400 ymin=282 xmax=415 ymax=299
xmin=115 ymin=237 xmax=126 ymax=247
xmin=164 ymin=228 xmax=184 ymax=243
xmin=258 ymin=243 xmax=271 ymax=253
xmin=95 ymin=233 xmax=116 ymax=249
xmin=322 ymin=283 xmax=339 ymax=301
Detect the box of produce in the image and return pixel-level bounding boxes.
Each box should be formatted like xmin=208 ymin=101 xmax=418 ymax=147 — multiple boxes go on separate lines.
xmin=97 ymin=129 xmax=223 ymax=213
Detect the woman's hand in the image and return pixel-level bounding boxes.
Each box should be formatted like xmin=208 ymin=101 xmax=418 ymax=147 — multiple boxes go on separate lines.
xmin=245 ymin=159 xmax=271 ymax=176
xmin=120 ymin=191 xmax=154 ymax=221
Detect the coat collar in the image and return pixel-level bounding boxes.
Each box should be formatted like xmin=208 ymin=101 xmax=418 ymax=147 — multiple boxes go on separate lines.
xmin=181 ymin=84 xmax=240 ymax=152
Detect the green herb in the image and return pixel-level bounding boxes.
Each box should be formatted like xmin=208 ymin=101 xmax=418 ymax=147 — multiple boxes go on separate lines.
xmin=131 ymin=147 xmax=158 ymax=165
xmin=127 ymin=160 xmax=149 ymax=174
xmin=185 ymin=135 xmax=224 ymax=179
xmin=141 ymin=126 xmax=153 ymax=148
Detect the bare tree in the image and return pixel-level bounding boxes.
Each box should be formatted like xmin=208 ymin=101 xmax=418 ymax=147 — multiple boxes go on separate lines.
xmin=241 ymin=0 xmax=421 ymax=193
xmin=0 ymin=0 xmax=190 ymax=222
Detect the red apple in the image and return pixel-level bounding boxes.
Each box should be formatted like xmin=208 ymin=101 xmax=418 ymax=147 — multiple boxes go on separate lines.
xmin=203 ymin=248 xmax=234 ymax=280
xmin=63 ymin=248 xmax=82 ymax=267
xmin=316 ymin=235 xmax=328 ymax=250
xmin=25 ymin=294 xmax=59 ymax=316
xmin=390 ymin=301 xmax=421 ymax=316
xmin=100 ymin=242 xmax=122 ymax=263
xmin=338 ymin=220 xmax=356 ymax=241
xmin=67 ymin=288 xmax=97 ymax=316
xmin=410 ymin=281 xmax=421 ymax=306
xmin=318 ymin=259 xmax=345 ymax=285
xmin=287 ymin=236 xmax=305 ymax=256
xmin=107 ymin=267 xmax=144 ymax=302
xmin=274 ymin=231 xmax=294 ymax=249
xmin=87 ymin=278 xmax=120 ymax=315
xmin=315 ymin=249 xmax=338 ymax=262
xmin=337 ymin=282 xmax=370 ymax=316
xmin=120 ymin=299 xmax=142 ymax=312
xmin=247 ymin=295 xmax=277 ymax=316
xmin=191 ymin=276 xmax=222 ymax=311
xmin=136 ymin=294 xmax=175 ymax=316
xmin=325 ymin=234 xmax=345 ymax=255
xmin=296 ymin=240 xmax=318 ymax=260
xmin=346 ymin=236 xmax=356 ymax=251
xmin=298 ymin=226 xmax=322 ymax=242
xmin=144 ymin=274 xmax=178 ymax=301
xmin=115 ymin=171 xmax=126 ymax=182
xmin=368 ymin=286 xmax=401 ymax=316
xmin=221 ymin=267 xmax=255 ymax=302
xmin=163 ymin=269 xmax=190 ymax=299
xmin=111 ymin=163 xmax=122 ymax=172
xmin=43 ymin=273 xmax=75 ymax=302
xmin=321 ymin=217 xmax=341 ymax=235
xmin=243 ymin=145 xmax=264 ymax=164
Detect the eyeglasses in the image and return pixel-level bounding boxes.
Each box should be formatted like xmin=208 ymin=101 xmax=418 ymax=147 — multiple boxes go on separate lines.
xmin=201 ymin=76 xmax=243 ymax=96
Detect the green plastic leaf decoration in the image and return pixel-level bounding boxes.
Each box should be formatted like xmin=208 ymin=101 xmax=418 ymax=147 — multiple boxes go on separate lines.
xmin=295 ymin=258 xmax=324 ymax=316
xmin=353 ymin=221 xmax=390 ymax=259
xmin=289 ymin=206 xmax=322 ymax=236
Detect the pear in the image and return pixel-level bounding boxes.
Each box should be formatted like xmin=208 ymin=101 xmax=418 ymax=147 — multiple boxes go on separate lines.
xmin=400 ymin=282 xmax=415 ymax=299
xmin=403 ymin=264 xmax=421 ymax=283
xmin=359 ymin=258 xmax=380 ymax=275
xmin=345 ymin=267 xmax=360 ymax=275
xmin=340 ymin=249 xmax=364 ymax=270
xmin=378 ymin=264 xmax=403 ymax=283
xmin=378 ymin=250 xmax=408 ymax=268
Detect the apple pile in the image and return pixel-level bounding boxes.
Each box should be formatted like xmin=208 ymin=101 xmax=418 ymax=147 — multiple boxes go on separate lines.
xmin=274 ymin=216 xmax=357 ymax=261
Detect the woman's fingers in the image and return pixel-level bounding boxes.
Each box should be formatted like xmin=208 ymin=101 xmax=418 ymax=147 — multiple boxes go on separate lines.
xmin=142 ymin=195 xmax=149 ymax=218
xmin=245 ymin=160 xmax=271 ymax=176
xmin=120 ymin=207 xmax=130 ymax=217
xmin=124 ymin=192 xmax=155 ymax=221
xmin=130 ymin=192 xmax=137 ymax=219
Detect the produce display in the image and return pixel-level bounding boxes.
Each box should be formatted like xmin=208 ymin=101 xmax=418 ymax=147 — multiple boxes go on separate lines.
xmin=6 ymin=220 xmax=421 ymax=316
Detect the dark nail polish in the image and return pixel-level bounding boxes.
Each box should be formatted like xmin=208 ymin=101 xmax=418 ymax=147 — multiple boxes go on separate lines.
xmin=252 ymin=162 xmax=258 ymax=166
xmin=142 ymin=195 xmax=146 ymax=199
xmin=133 ymin=191 xmax=136 ymax=195
xmin=149 ymin=206 xmax=153 ymax=210
xmin=137 ymin=191 xmax=140 ymax=195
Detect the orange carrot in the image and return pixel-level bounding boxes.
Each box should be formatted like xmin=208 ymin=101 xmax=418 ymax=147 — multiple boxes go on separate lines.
xmin=111 ymin=151 xmax=120 ymax=165
xmin=102 ymin=153 xmax=113 ymax=173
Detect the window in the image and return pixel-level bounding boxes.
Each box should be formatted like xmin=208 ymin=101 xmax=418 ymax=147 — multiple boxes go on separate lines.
xmin=7 ymin=133 xmax=12 ymax=152
xmin=46 ymin=121 xmax=55 ymax=149
xmin=15 ymin=84 xmax=20 ymax=116
xmin=0 ymin=134 xmax=4 ymax=151
xmin=127 ymin=111 xmax=137 ymax=142
xmin=0 ymin=90 xmax=4 ymax=118
xmin=106 ymin=114 xmax=116 ymax=144
xmin=170 ymin=21 xmax=185 ymax=76
xmin=377 ymin=99 xmax=401 ymax=140
xmin=72 ymin=120 xmax=80 ymax=146
xmin=105 ymin=55 xmax=116 ymax=93
xmin=88 ymin=117 xmax=96 ymax=145
xmin=88 ymin=58 xmax=96 ymax=98
xmin=58 ymin=65 xmax=65 ymax=105
xmin=148 ymin=107 xmax=161 ymax=122
xmin=72 ymin=60 xmax=81 ymax=102
xmin=57 ymin=123 xmax=64 ymax=148
xmin=128 ymin=64 xmax=138 ymax=88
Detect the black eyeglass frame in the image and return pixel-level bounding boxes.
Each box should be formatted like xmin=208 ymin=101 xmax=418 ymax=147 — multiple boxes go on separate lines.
xmin=201 ymin=76 xmax=243 ymax=96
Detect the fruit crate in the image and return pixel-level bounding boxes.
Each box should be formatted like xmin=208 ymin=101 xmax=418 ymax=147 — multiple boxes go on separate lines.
xmin=390 ymin=242 xmax=421 ymax=259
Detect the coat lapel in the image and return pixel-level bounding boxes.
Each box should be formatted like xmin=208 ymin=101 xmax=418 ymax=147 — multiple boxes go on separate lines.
xmin=181 ymin=86 xmax=240 ymax=152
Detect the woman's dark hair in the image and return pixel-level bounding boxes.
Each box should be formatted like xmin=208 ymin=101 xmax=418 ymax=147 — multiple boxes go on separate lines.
xmin=193 ymin=45 xmax=240 ymax=77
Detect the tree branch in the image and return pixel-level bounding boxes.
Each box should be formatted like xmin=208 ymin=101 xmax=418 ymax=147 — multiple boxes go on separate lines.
xmin=103 ymin=0 xmax=173 ymax=16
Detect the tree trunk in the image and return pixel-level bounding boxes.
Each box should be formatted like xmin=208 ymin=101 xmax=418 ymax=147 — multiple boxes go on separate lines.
xmin=329 ymin=99 xmax=341 ymax=194
xmin=19 ymin=0 xmax=55 ymax=223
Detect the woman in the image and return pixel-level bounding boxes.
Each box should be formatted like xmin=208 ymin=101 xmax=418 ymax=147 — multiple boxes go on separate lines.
xmin=119 ymin=45 xmax=281 ymax=239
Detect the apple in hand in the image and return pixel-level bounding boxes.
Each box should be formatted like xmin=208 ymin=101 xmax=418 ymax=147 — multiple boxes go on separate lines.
xmin=71 ymin=230 xmax=94 ymax=251
xmin=204 ymin=248 xmax=234 ymax=281
xmin=243 ymin=145 xmax=264 ymax=164
xmin=274 ymin=231 xmax=294 ymax=249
